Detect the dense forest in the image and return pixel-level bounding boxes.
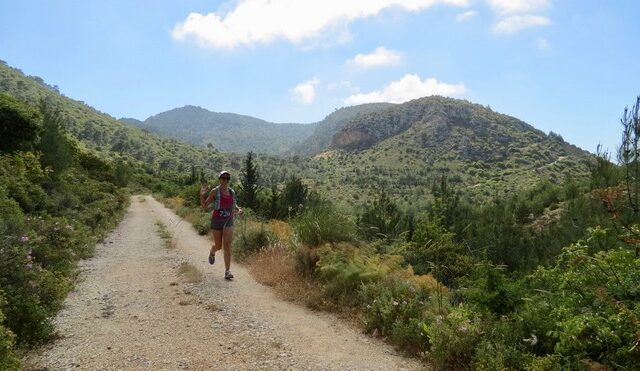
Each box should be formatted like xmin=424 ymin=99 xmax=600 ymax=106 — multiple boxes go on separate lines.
xmin=1 ymin=59 xmax=639 ymax=369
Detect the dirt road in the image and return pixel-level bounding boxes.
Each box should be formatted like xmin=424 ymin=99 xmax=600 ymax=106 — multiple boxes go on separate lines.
xmin=25 ymin=195 xmax=424 ymax=370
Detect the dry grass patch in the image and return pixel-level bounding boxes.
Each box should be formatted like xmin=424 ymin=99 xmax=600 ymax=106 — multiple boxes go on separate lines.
xmin=166 ymin=196 xmax=184 ymax=210
xmin=178 ymin=262 xmax=203 ymax=283
xmin=155 ymin=221 xmax=175 ymax=249
xmin=245 ymin=246 xmax=323 ymax=308
xmin=268 ymin=220 xmax=294 ymax=244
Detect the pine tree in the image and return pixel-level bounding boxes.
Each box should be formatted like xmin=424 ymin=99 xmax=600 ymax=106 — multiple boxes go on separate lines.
xmin=239 ymin=151 xmax=260 ymax=211
xmin=281 ymin=176 xmax=307 ymax=218
xmin=38 ymin=102 xmax=74 ymax=175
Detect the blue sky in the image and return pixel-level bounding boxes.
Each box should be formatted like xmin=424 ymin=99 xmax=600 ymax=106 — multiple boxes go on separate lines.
xmin=1 ymin=0 xmax=639 ymax=154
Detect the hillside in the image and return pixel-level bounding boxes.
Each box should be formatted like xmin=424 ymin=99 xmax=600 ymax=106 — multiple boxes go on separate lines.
xmin=277 ymin=96 xmax=595 ymax=211
xmin=0 ymin=60 xmax=222 ymax=173
xmin=289 ymin=103 xmax=394 ymax=156
xmin=134 ymin=106 xmax=317 ymax=155
xmin=0 ymin=60 xmax=595 ymax=211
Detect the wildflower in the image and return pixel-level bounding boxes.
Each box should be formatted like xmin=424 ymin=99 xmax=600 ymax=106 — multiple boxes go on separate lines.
xmin=20 ymin=236 xmax=29 ymax=242
xmin=26 ymin=262 xmax=33 ymax=270
xmin=393 ymin=301 xmax=399 ymax=306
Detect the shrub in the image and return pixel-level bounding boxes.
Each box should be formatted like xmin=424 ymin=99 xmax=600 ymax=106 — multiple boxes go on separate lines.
xmin=291 ymin=204 xmax=355 ymax=246
xmin=404 ymin=219 xmax=473 ymax=286
xmin=193 ymin=212 xmax=211 ymax=235
xmin=0 ymin=93 xmax=42 ymax=153
xmin=0 ymin=293 xmax=20 ymax=370
xmin=234 ymin=222 xmax=274 ymax=255
xmin=316 ymin=245 xmax=406 ymax=305
xmin=360 ymin=278 xmax=432 ymax=353
xmin=424 ymin=306 xmax=483 ymax=370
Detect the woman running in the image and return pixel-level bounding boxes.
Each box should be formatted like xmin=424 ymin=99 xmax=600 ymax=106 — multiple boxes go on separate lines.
xmin=201 ymin=170 xmax=243 ymax=280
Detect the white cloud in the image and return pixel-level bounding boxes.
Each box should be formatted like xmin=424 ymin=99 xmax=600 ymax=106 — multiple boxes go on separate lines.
xmin=344 ymin=74 xmax=466 ymax=105
xmin=486 ymin=0 xmax=550 ymax=15
xmin=346 ymin=47 xmax=402 ymax=69
xmin=292 ymin=78 xmax=320 ymax=104
xmin=455 ymin=10 xmax=476 ymax=22
xmin=492 ymin=15 xmax=551 ymax=34
xmin=535 ymin=37 xmax=550 ymax=49
xmin=172 ymin=0 xmax=471 ymax=49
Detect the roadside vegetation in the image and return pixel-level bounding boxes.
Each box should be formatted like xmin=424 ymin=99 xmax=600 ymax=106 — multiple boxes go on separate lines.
xmin=0 ymin=94 xmax=128 ymax=368
xmin=1 ymin=60 xmax=638 ymax=369
xmin=158 ymin=97 xmax=640 ymax=370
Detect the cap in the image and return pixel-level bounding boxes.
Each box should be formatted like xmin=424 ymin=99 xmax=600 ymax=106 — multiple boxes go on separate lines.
xmin=218 ymin=170 xmax=230 ymax=178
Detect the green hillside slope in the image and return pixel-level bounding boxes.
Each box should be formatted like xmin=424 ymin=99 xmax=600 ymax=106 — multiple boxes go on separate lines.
xmin=137 ymin=105 xmax=317 ymax=155
xmin=0 ymin=61 xmax=219 ymax=173
xmin=286 ymin=96 xmax=594 ymax=210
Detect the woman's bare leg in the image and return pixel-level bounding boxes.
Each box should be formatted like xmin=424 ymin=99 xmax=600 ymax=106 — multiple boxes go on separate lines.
xmin=211 ymin=229 xmax=223 ymax=254
xmin=222 ymin=227 xmax=234 ymax=271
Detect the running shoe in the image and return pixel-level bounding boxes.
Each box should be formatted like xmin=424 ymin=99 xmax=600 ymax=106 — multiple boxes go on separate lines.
xmin=208 ymin=251 xmax=215 ymax=265
xmin=224 ymin=270 xmax=234 ymax=280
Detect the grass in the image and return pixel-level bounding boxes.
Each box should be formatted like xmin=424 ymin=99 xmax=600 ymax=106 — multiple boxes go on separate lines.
xmin=178 ymin=262 xmax=203 ymax=283
xmin=244 ymin=244 xmax=324 ymax=309
xmin=155 ymin=220 xmax=175 ymax=249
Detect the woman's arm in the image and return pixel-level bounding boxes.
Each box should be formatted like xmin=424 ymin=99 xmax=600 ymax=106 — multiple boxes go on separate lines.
xmin=234 ymin=205 xmax=243 ymax=216
xmin=201 ymin=188 xmax=215 ymax=209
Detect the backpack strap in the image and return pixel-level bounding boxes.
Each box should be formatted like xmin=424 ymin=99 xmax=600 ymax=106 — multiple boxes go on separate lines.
xmin=212 ymin=186 xmax=235 ymax=211
xmin=229 ymin=188 xmax=237 ymax=210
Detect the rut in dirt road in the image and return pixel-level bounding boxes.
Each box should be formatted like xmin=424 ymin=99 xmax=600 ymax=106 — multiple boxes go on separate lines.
xmin=25 ymin=195 xmax=425 ymax=370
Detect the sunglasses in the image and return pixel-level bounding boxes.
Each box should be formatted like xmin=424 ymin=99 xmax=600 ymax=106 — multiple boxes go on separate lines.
xmin=220 ymin=176 xmax=230 ymax=180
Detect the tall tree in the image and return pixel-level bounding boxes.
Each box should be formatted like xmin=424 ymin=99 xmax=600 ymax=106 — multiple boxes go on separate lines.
xmin=0 ymin=93 xmax=41 ymax=153
xmin=358 ymin=189 xmax=402 ymax=240
xmin=618 ymin=96 xmax=640 ymax=213
xmin=38 ymin=102 xmax=75 ymax=175
xmin=281 ymin=176 xmax=307 ymax=218
xmin=239 ymin=151 xmax=260 ymax=211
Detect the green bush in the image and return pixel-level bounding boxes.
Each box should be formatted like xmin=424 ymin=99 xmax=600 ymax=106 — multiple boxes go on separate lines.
xmin=193 ymin=212 xmax=211 ymax=235
xmin=424 ymin=306 xmax=483 ymax=370
xmin=234 ymin=223 xmax=274 ymax=254
xmin=0 ymin=294 xmax=20 ymax=370
xmin=0 ymin=93 xmax=42 ymax=153
xmin=360 ymin=278 xmax=431 ymax=353
xmin=0 ymin=148 xmax=126 ymax=351
xmin=291 ymin=203 xmax=355 ymax=246
xmin=180 ymin=182 xmax=202 ymax=208
xmin=404 ymin=219 xmax=473 ymax=286
xmin=458 ymin=262 xmax=524 ymax=315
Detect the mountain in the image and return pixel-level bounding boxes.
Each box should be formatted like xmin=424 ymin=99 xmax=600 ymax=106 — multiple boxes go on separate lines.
xmin=287 ymin=96 xmax=595 ymax=210
xmin=0 ymin=60 xmax=222 ymax=173
xmin=118 ymin=117 xmax=143 ymax=126
xmin=289 ymin=103 xmax=394 ymax=156
xmin=132 ymin=106 xmax=317 ymax=154
xmin=0 ymin=59 xmax=595 ymax=210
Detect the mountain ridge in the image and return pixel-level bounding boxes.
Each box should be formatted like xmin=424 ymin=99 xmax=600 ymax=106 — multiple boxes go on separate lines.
xmin=131 ymin=105 xmax=316 ymax=154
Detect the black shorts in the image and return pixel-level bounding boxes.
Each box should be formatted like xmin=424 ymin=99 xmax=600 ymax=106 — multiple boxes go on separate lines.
xmin=211 ymin=218 xmax=234 ymax=230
